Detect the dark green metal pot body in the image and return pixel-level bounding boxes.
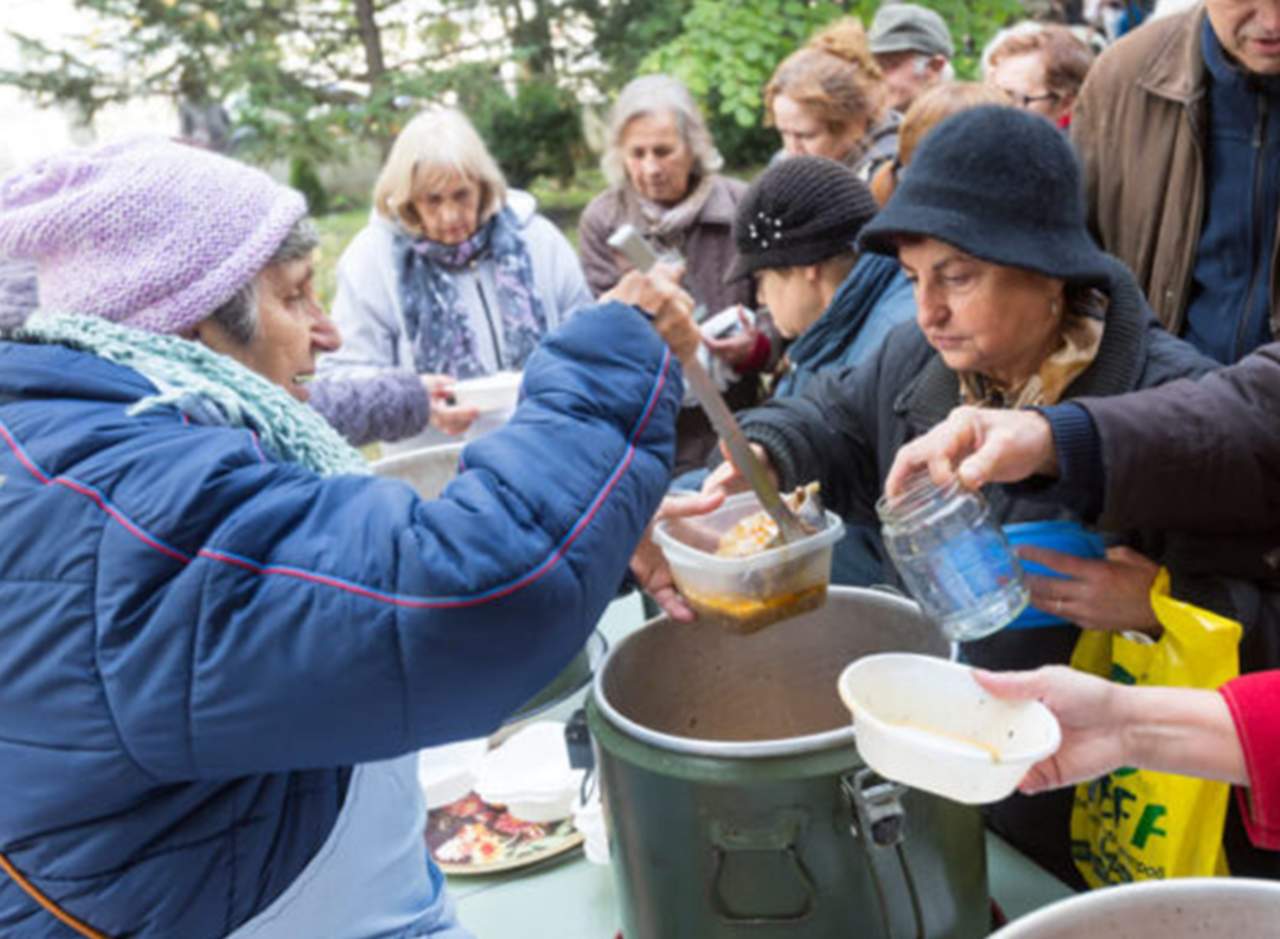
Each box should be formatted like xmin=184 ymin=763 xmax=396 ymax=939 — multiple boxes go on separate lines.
xmin=587 ymin=586 xmax=990 ymax=938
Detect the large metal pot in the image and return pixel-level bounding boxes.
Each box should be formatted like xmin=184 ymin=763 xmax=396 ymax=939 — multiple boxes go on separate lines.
xmin=372 ymin=443 xmax=603 ymax=725
xmin=990 ymin=877 xmax=1280 ymax=937
xmin=588 ymin=586 xmax=990 ymax=938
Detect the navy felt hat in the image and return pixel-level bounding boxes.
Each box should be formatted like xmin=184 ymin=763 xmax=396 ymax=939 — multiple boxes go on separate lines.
xmin=859 ymin=105 xmax=1112 ymax=287
xmin=725 ymin=155 xmax=880 ymax=283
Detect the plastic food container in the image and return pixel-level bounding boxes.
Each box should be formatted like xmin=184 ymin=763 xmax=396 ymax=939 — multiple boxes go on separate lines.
xmin=1003 ymin=520 xmax=1106 ymax=629
xmin=452 ymin=371 xmax=522 ymax=413
xmin=837 ymin=653 xmax=1060 ymax=804
xmin=654 ymin=491 xmax=844 ymax=634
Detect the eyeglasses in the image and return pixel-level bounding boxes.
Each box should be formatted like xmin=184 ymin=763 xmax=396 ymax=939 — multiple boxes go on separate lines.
xmin=999 ymin=88 xmax=1061 ymax=110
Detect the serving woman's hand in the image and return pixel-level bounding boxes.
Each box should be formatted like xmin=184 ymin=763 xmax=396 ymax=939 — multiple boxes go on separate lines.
xmin=885 ymin=406 xmax=1059 ymax=498
xmin=602 ymin=265 xmax=701 ymax=363
xmin=1020 ymin=545 xmax=1161 ymax=635
xmin=421 ymin=373 xmax=479 ymax=436
xmin=629 ymin=491 xmax=725 ymax=622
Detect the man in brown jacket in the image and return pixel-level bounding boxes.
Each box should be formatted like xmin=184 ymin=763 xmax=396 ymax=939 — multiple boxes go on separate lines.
xmin=1072 ymin=0 xmax=1280 ymax=364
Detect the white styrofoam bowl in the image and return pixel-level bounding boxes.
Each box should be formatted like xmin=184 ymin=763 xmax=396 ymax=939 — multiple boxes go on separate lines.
xmin=837 ymin=653 xmax=1060 ymax=804
xmin=452 ymin=371 xmax=522 ymax=413
xmin=418 ymin=738 xmax=489 ymax=810
xmin=475 ymin=721 xmax=581 ymax=824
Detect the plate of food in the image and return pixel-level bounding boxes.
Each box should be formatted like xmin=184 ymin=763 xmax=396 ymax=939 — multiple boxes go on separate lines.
xmin=425 ymin=791 xmax=584 ymax=875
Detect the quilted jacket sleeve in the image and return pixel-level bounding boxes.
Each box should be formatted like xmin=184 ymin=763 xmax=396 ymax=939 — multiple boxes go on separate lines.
xmin=95 ymin=303 xmax=681 ymax=779
xmin=1080 ymin=343 xmax=1280 ymax=534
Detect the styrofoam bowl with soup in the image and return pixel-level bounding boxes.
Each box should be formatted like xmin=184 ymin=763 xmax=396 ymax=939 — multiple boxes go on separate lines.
xmin=654 ymin=491 xmax=844 ymax=634
xmin=837 ymin=653 xmax=1060 ymax=804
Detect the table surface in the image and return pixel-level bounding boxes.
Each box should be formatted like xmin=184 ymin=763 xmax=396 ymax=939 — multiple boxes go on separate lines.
xmin=446 ymin=595 xmax=1076 ymax=937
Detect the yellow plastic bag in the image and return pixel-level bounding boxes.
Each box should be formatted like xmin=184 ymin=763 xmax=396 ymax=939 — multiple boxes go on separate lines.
xmin=1068 ymin=568 xmax=1242 ymax=886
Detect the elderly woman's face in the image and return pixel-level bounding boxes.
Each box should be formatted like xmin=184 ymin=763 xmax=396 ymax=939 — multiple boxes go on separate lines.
xmin=621 ymin=111 xmax=696 ymax=207
xmin=899 ymin=238 xmax=1064 ymax=388
xmin=412 ymin=169 xmax=482 ymax=245
xmin=195 ymin=254 xmax=340 ymax=402
xmin=988 ymin=52 xmax=1070 ymax=122
xmin=772 ymin=94 xmax=866 ymax=162
xmin=756 ymin=266 xmax=825 ymax=338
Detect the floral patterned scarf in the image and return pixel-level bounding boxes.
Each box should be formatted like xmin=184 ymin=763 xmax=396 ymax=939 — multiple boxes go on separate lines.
xmin=396 ymin=206 xmax=546 ymax=379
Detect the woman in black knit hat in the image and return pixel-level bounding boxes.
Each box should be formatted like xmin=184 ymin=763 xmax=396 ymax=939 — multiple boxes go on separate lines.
xmin=645 ymin=105 xmax=1253 ymax=886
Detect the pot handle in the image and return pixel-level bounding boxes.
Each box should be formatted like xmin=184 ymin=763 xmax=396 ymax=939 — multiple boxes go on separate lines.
xmin=842 ymin=768 xmax=926 ymax=939
xmin=707 ymin=811 xmax=816 ymax=925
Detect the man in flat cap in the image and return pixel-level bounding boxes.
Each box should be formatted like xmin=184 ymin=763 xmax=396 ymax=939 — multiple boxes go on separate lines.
xmin=868 ymin=2 xmax=955 ymax=112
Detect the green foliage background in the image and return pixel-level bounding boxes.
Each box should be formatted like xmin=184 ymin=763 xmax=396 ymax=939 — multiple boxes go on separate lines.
xmin=643 ymin=0 xmax=1024 ymax=166
xmin=3 ymin=0 xmax=1026 ymax=203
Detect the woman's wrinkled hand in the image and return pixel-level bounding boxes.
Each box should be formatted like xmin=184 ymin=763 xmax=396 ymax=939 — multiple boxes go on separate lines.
xmin=885 ymin=406 xmax=1059 ymax=497
xmin=973 ymin=666 xmax=1130 ymax=794
xmin=1020 ymin=545 xmax=1161 ymax=635
xmin=629 ymin=491 xmax=726 ymax=622
xmin=421 ymin=373 xmax=478 ymax=436
xmin=603 ymin=265 xmax=701 ymax=363
xmin=700 ymin=441 xmax=777 ymax=502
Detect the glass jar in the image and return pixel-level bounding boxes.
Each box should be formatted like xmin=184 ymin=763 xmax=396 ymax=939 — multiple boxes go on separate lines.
xmin=876 ymin=475 xmax=1029 ymax=641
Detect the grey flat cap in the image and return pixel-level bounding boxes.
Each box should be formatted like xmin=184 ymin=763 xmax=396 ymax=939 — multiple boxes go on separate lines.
xmin=868 ymin=3 xmax=955 ymax=58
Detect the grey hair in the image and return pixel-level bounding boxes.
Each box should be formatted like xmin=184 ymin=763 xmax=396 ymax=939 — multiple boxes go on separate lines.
xmin=601 ymin=74 xmax=724 ymax=189
xmin=208 ymin=217 xmax=319 ymax=345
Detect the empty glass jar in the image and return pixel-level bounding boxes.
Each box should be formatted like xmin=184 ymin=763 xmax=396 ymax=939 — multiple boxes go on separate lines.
xmin=876 ymin=475 xmax=1029 ymax=641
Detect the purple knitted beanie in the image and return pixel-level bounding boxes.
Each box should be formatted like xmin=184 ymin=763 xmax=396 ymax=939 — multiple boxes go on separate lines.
xmin=0 ymin=136 xmax=306 ymax=335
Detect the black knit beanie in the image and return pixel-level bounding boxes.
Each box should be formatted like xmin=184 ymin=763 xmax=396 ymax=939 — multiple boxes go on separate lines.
xmin=724 ymin=156 xmax=879 ymax=283
xmin=859 ymin=105 xmax=1112 ymax=287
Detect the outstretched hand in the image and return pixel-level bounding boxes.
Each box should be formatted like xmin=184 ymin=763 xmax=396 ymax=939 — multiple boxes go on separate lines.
xmin=629 ymin=490 xmax=725 ymax=622
xmin=972 ymin=666 xmax=1131 ymax=794
xmin=885 ymin=406 xmax=1059 ymax=498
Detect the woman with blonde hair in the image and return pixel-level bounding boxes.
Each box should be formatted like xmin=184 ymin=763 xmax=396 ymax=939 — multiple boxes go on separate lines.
xmin=868 ymin=81 xmax=1012 ymax=205
xmin=313 ymin=106 xmax=591 ymax=451
xmin=765 ymin=17 xmax=897 ymax=182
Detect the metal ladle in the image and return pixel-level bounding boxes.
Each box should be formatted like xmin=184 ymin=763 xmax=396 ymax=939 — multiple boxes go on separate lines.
xmin=607 ymin=225 xmax=812 ymax=545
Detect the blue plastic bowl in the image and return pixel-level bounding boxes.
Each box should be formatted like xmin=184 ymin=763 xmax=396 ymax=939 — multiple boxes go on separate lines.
xmin=1002 ymin=520 xmax=1106 ymax=629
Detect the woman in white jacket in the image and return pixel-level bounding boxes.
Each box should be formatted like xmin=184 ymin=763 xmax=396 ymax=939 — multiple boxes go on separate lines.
xmin=312 ymin=106 xmax=591 ymax=452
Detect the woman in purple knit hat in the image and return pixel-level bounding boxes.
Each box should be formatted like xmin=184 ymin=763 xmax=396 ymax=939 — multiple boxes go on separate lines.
xmin=0 ymin=137 xmax=693 ymax=938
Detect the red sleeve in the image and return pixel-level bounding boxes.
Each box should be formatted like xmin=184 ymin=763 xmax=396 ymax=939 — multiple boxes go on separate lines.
xmin=1221 ymin=671 xmax=1280 ymax=850
xmin=739 ymin=328 xmax=773 ymax=375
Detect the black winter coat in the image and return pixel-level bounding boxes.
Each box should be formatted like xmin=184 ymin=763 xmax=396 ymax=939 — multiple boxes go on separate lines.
xmin=738 ymin=258 xmax=1224 ymax=886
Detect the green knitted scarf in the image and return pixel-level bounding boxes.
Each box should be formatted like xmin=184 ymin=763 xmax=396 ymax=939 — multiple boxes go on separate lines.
xmin=17 ymin=313 xmax=368 ymax=477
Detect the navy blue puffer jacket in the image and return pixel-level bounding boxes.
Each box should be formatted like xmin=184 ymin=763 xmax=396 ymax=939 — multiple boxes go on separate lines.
xmin=0 ymin=303 xmax=679 ymax=937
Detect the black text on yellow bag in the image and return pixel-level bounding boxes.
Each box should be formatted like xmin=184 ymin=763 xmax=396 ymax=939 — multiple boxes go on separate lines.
xmin=1068 ymin=568 xmax=1242 ymax=886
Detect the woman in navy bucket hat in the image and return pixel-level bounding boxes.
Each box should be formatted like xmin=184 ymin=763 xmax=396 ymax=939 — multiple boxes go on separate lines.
xmin=667 ymin=105 xmax=1257 ymax=885
xmin=859 ymin=105 xmax=1111 ymax=285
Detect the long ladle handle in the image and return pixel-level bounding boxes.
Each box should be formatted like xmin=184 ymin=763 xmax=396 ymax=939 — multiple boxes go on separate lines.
xmin=607 ymin=225 xmax=809 ymax=544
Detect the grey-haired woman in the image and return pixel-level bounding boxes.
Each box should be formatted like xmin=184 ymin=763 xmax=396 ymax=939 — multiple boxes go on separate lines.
xmin=579 ymin=74 xmax=771 ymax=474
